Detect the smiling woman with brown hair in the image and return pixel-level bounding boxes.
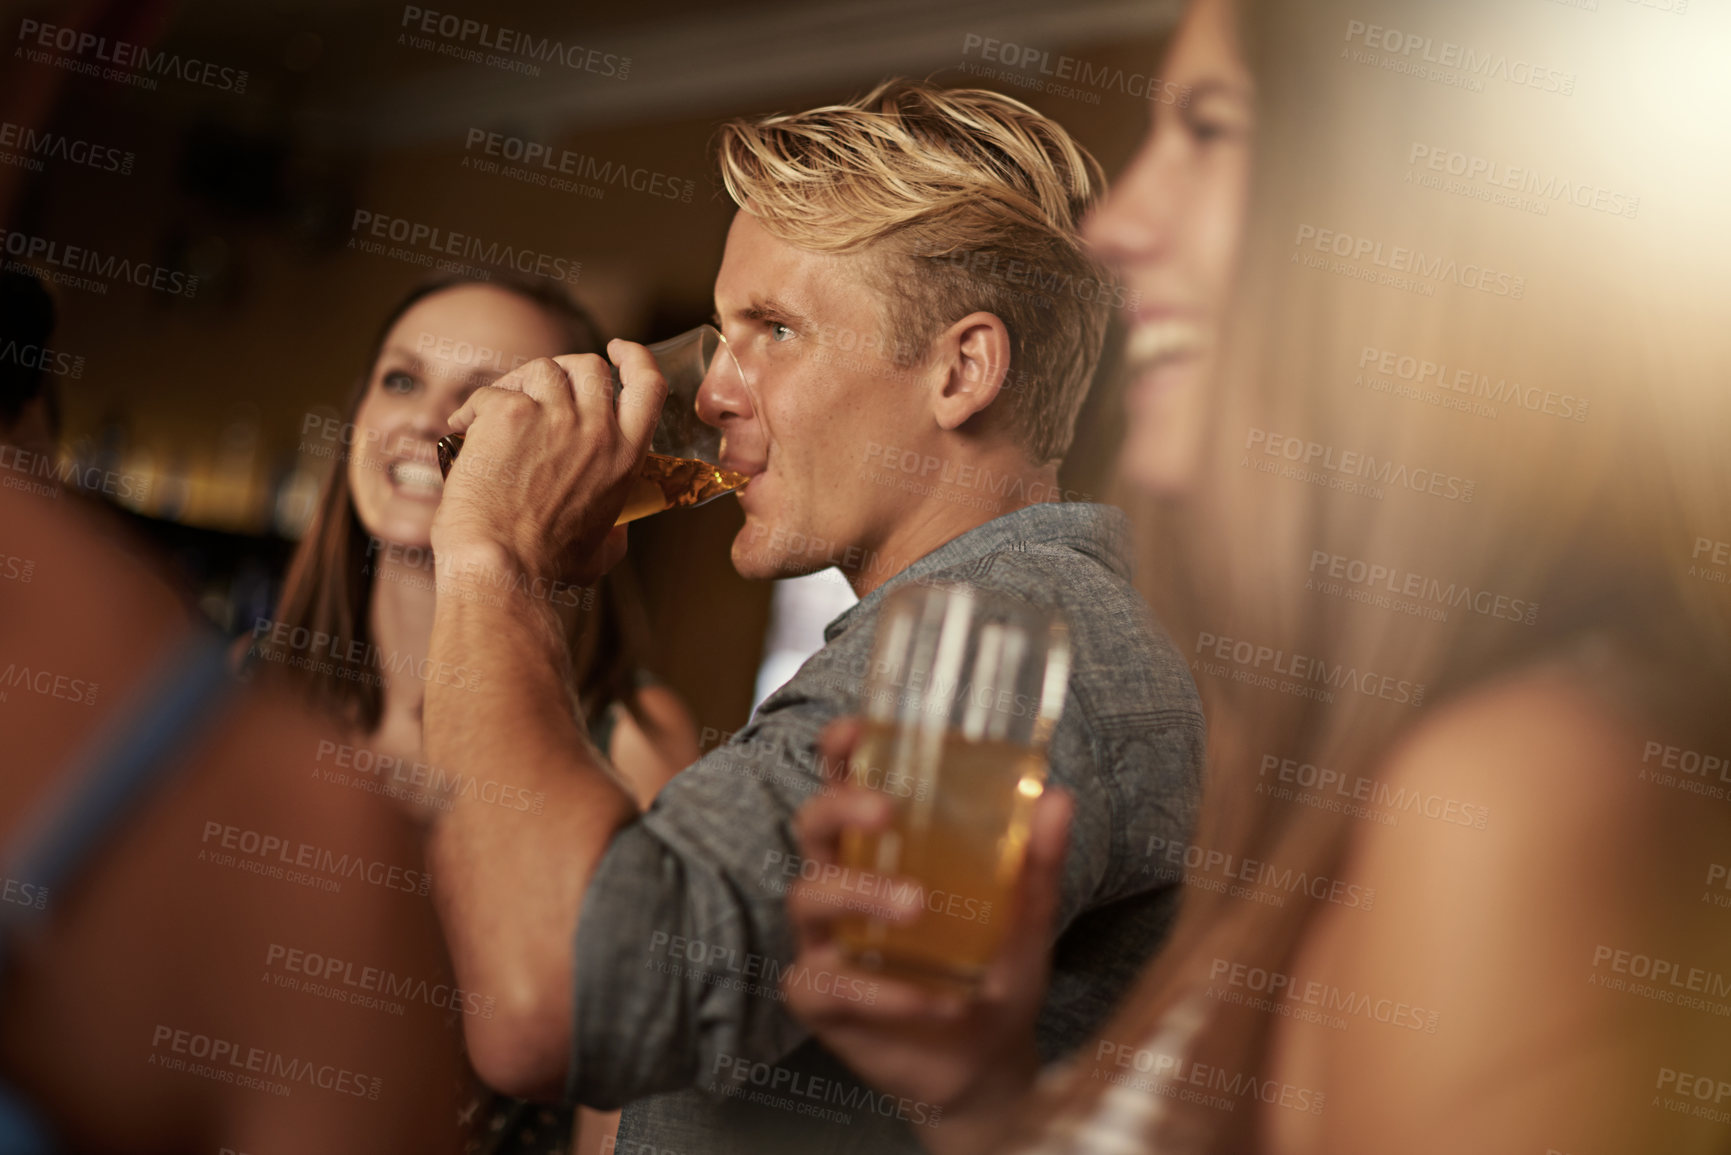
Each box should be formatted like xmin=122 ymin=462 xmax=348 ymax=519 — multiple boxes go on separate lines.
xmin=250 ymin=275 xmax=697 ymax=798
xmin=248 ymin=274 xmax=701 ymax=1154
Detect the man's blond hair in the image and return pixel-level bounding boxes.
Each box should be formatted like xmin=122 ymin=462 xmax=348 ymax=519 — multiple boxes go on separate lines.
xmin=717 ymin=79 xmax=1112 ymax=464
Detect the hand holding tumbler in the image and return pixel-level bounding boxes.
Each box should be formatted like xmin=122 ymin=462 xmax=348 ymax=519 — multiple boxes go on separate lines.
xmin=435 ymin=324 xmax=749 ymax=523
xmin=837 ymin=582 xmax=1071 ymax=992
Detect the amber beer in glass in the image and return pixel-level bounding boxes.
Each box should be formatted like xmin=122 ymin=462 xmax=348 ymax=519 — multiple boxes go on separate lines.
xmin=434 ymin=324 xmax=748 ymax=522
xmin=837 ymin=583 xmax=1071 ymax=991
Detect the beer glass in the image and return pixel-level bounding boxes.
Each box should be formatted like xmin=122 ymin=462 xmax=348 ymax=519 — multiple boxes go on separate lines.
xmin=837 ymin=582 xmax=1072 ymax=991
xmin=434 ymin=324 xmax=749 ymax=524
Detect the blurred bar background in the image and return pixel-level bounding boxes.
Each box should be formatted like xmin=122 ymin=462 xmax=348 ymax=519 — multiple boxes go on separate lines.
xmin=1 ymin=0 xmax=1181 ymax=737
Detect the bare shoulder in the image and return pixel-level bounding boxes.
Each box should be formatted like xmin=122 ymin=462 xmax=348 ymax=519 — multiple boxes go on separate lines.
xmin=626 ymin=683 xmax=701 ymax=742
xmin=1266 ymin=662 xmax=1731 ymax=1154
xmin=607 ymin=684 xmax=702 ymax=805
xmin=1344 ymin=660 xmax=1728 ymax=978
xmin=1377 ymin=660 xmax=1725 ymax=869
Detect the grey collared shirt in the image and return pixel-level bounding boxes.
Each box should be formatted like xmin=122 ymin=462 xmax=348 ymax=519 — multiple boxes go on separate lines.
xmin=571 ymin=502 xmax=1204 ymax=1154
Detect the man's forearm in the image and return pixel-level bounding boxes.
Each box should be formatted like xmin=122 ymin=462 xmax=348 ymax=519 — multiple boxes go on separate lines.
xmin=423 ymin=544 xmax=638 ymax=1097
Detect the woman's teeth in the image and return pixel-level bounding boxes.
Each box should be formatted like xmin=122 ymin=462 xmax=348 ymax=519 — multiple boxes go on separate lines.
xmin=1125 ymin=319 xmax=1209 ymax=371
xmin=388 ymin=460 xmax=443 ymax=494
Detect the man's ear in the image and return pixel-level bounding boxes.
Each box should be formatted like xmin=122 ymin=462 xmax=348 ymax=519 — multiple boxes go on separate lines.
xmin=930 ymin=312 xmax=1011 ymax=432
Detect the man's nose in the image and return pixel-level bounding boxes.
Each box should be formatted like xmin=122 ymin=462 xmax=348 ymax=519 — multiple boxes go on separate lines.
xmin=695 ymin=344 xmax=754 ymax=429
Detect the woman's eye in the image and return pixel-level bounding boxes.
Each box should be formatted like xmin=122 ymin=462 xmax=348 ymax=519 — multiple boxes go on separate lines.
xmin=382 ymin=371 xmax=416 ymax=394
xmin=1182 ymin=110 xmax=1236 ymax=143
xmin=769 ymin=322 xmax=795 ymax=343
xmin=1182 ymin=102 xmax=1251 ymax=146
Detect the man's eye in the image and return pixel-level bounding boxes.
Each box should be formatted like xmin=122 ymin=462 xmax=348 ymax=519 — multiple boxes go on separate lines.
xmin=770 ymin=322 xmax=795 ymax=343
xmin=382 ymin=371 xmax=416 ymax=394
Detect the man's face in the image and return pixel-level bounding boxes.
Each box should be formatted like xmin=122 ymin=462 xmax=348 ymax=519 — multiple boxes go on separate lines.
xmin=699 ymin=211 xmax=931 ymax=580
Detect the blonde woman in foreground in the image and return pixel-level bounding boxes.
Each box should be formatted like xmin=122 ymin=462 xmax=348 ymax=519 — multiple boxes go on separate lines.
xmin=782 ymin=0 xmax=1731 ymax=1151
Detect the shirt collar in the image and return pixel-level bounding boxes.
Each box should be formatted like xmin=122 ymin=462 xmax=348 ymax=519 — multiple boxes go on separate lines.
xmin=822 ymin=502 xmax=1133 ymax=643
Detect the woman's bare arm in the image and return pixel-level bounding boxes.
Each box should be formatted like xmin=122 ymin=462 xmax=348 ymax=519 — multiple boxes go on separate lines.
xmin=0 ymin=485 xmax=468 ymax=1153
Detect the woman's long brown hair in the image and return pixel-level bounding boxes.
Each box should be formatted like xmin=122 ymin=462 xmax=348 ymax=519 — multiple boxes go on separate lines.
xmin=253 ymin=274 xmax=654 ymax=737
xmin=1025 ymin=0 xmax=1731 ymax=1148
